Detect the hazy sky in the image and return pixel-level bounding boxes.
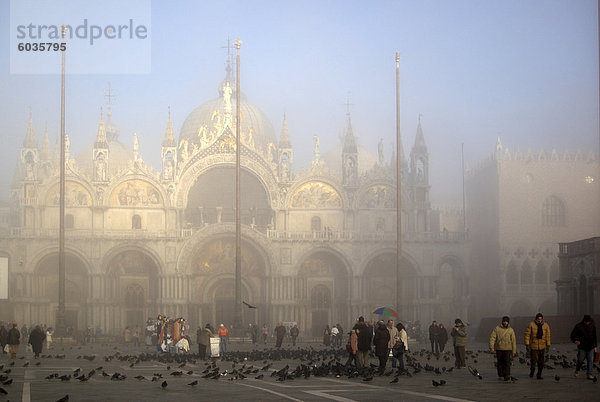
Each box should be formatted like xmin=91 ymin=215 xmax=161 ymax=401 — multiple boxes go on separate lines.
xmin=0 ymin=0 xmax=598 ymax=204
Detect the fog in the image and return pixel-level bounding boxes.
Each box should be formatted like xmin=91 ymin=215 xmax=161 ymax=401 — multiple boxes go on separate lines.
xmin=0 ymin=1 xmax=598 ymax=335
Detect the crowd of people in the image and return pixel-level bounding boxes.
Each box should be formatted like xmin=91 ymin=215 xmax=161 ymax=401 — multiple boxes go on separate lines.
xmin=0 ymin=312 xmax=595 ymax=384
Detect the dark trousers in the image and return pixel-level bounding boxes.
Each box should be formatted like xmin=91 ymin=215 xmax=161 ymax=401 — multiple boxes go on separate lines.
xmin=377 ymin=354 xmax=388 ymax=373
xmin=345 ymin=352 xmax=357 ymax=367
xmin=496 ymin=350 xmax=512 ymax=378
xmin=275 ymin=337 xmax=283 ymax=348
xmin=291 ymin=336 xmax=297 ymax=346
xmin=454 ymin=346 xmax=466 ymax=367
xmin=198 ymin=343 xmax=207 ymax=360
xmin=530 ymin=349 xmax=545 ymax=375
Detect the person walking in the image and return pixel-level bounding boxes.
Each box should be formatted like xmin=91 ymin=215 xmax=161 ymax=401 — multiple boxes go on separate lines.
xmin=438 ymin=324 xmax=448 ymax=353
xmin=217 ymin=324 xmax=229 ymax=355
xmin=45 ymin=327 xmax=53 ymax=350
xmin=386 ymin=320 xmax=399 ymax=368
xmin=290 ymin=324 xmax=299 ymax=347
xmin=373 ymin=321 xmax=391 ymax=374
xmin=394 ymin=322 xmax=409 ymax=372
xmin=451 ymin=318 xmax=468 ymax=368
xmin=429 ymin=321 xmax=440 ymax=354
xmin=261 ymin=324 xmax=268 ymax=345
xmin=330 ymin=325 xmax=339 ymax=347
xmin=323 ymin=325 xmax=331 ymax=346
xmin=0 ymin=322 xmax=8 ymax=355
xmin=344 ymin=329 xmax=358 ymax=368
xmin=570 ymin=314 xmax=597 ymax=380
xmin=354 ymin=316 xmax=372 ymax=369
xmin=489 ymin=316 xmax=517 ymax=381
xmin=7 ymin=323 xmax=20 ymax=359
xmin=28 ymin=325 xmax=46 ymax=359
xmin=524 ymin=313 xmax=551 ymax=379
xmin=274 ymin=322 xmax=287 ymax=348
xmin=197 ymin=324 xmax=212 ymax=360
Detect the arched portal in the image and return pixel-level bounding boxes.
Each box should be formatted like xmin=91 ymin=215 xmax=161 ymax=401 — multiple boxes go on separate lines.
xmin=34 ymin=253 xmax=89 ymax=330
xmin=106 ymin=250 xmax=159 ymax=331
xmin=363 ymin=252 xmax=418 ymax=321
xmin=190 ymin=236 xmax=267 ymax=329
xmin=298 ymin=250 xmax=348 ymax=336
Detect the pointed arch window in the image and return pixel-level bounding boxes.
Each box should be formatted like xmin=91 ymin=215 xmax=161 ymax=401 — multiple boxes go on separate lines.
xmin=506 ymin=262 xmax=518 ymax=285
xmin=542 ymin=195 xmax=566 ymax=227
xmin=124 ymin=283 xmax=144 ymax=308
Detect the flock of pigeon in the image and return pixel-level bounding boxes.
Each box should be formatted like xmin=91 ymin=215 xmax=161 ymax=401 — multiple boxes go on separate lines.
xmin=0 ymin=344 xmax=597 ymax=401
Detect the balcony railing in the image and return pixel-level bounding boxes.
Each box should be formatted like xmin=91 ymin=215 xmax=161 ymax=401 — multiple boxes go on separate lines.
xmin=5 ymin=226 xmax=469 ymax=243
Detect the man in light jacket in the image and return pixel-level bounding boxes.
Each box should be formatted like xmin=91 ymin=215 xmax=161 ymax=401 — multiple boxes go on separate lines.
xmin=489 ymin=316 xmax=517 ymax=381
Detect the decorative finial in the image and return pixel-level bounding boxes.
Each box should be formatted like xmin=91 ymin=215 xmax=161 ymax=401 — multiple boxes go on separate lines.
xmin=344 ymin=92 xmax=353 ymax=116
xmin=418 ymin=113 xmax=423 ymax=123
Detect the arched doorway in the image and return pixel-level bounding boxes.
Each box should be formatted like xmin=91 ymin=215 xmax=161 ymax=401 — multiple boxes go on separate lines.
xmin=190 ymin=237 xmax=267 ymax=329
xmin=363 ymin=252 xmax=418 ymax=321
xmin=298 ymin=251 xmax=348 ymax=336
xmin=106 ymin=250 xmax=159 ymax=331
xmin=34 ymin=253 xmax=89 ymax=330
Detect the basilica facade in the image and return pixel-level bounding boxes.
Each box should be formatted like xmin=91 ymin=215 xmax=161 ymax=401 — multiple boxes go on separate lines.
xmin=0 ymin=71 xmax=470 ymax=336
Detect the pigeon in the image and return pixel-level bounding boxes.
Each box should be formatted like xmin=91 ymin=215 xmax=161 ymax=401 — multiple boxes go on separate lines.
xmin=55 ymin=395 xmax=68 ymax=402
xmin=161 ymin=380 xmax=168 ymax=389
xmin=363 ymin=377 xmax=373 ymax=382
xmin=243 ymin=301 xmax=257 ymax=309
xmin=468 ymin=365 xmax=483 ymax=380
xmin=2 ymin=379 xmax=12 ymax=385
xmin=255 ymin=374 xmax=264 ymax=379
xmin=0 ymin=387 xmax=6 ymax=395
xmin=188 ymin=380 xmax=198 ymax=386
xmin=390 ymin=377 xmax=399 ymax=383
xmin=23 ymin=362 xmax=29 ymax=367
xmin=554 ymin=375 xmax=560 ymax=382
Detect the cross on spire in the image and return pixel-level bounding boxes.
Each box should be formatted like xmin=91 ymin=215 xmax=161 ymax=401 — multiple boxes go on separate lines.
xmin=344 ymin=92 xmax=353 ymax=116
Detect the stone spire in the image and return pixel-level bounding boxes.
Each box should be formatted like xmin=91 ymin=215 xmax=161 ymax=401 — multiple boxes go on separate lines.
xmin=279 ymin=113 xmax=291 ymax=149
xmin=162 ymin=106 xmax=176 ymax=147
xmin=412 ymin=115 xmax=427 ymax=154
xmin=161 ymin=107 xmax=177 ymax=181
xmin=40 ymin=124 xmax=51 ymax=162
xmin=342 ymin=111 xmax=358 ymax=187
xmin=278 ymin=113 xmax=293 ymax=182
xmin=23 ymin=110 xmax=37 ymax=148
xmin=95 ymin=109 xmax=108 ymax=148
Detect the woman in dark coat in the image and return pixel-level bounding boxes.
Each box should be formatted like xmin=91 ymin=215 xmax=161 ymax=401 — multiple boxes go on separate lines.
xmin=28 ymin=325 xmax=46 ymax=358
xmin=373 ymin=321 xmax=391 ymax=374
xmin=438 ymin=324 xmax=448 ymax=353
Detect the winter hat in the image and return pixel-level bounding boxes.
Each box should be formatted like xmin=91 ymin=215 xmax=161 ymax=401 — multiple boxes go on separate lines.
xmin=502 ymin=316 xmax=510 ymax=323
xmin=535 ymin=313 xmax=543 ymax=320
xmin=454 ymin=318 xmax=462 ymax=325
xmin=583 ymin=315 xmax=592 ymax=322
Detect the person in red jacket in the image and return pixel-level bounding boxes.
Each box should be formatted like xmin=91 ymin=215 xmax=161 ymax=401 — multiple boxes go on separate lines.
xmin=217 ymin=324 xmax=229 ymax=355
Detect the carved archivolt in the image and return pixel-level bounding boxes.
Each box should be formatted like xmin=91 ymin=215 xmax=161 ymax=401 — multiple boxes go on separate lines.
xmin=290 ymin=181 xmax=342 ymax=209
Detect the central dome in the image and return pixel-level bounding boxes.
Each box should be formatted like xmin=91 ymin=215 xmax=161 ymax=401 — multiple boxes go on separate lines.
xmin=179 ymin=81 xmax=277 ymax=155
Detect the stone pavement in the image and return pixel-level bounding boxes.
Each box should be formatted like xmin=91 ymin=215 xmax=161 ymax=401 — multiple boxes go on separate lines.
xmin=0 ymin=340 xmax=596 ymax=401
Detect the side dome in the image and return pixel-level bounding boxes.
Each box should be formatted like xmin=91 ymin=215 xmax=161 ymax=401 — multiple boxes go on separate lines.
xmin=178 ymin=83 xmax=277 ymax=156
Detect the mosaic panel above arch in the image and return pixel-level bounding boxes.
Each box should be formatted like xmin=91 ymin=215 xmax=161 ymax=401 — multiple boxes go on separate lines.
xmin=359 ymin=185 xmax=396 ymax=208
xmin=109 ymin=180 xmax=163 ymax=207
xmin=290 ymin=181 xmax=342 ymax=208
xmin=46 ymin=181 xmax=92 ymax=206
xmin=190 ymin=238 xmax=265 ymax=277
